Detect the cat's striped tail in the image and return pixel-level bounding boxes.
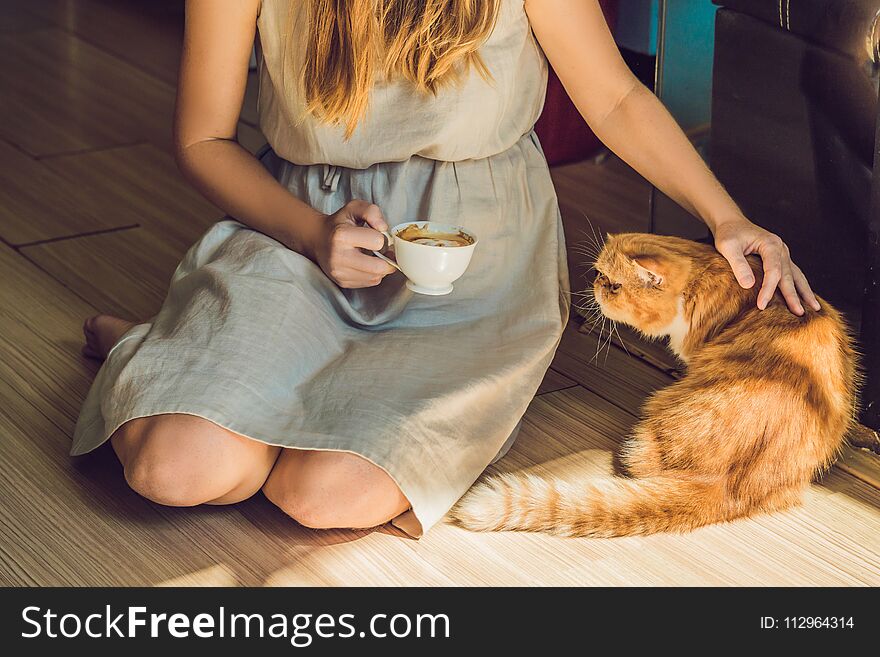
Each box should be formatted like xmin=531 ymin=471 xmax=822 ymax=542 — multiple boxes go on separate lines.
xmin=451 ymin=472 xmax=726 ymax=538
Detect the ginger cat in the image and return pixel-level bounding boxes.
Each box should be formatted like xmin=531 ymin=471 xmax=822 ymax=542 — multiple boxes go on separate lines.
xmin=453 ymin=233 xmax=858 ymax=537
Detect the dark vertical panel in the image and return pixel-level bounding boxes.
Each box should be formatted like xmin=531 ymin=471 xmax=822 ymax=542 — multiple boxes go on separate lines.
xmin=862 ymin=116 xmax=880 ymax=428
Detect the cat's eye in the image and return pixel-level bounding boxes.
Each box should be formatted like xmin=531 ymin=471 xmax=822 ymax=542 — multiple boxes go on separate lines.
xmin=596 ymin=272 xmax=621 ymax=294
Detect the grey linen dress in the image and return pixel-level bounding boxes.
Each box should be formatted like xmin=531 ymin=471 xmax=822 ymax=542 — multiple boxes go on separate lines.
xmin=72 ymin=0 xmax=569 ymax=537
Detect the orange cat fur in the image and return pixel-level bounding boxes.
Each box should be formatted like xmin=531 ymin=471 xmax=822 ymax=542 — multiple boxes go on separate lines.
xmin=453 ymin=233 xmax=858 ymax=537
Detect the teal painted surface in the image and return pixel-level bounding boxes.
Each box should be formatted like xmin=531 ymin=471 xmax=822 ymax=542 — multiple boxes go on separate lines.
xmin=612 ymin=1 xmax=717 ymax=129
xmin=657 ymin=1 xmax=717 ymax=130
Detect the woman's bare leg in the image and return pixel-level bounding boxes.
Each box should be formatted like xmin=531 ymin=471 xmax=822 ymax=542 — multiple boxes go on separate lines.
xmin=112 ymin=414 xmax=281 ymax=506
xmin=262 ymin=450 xmax=411 ymax=529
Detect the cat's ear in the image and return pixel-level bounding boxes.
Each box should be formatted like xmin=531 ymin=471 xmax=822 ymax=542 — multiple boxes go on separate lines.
xmin=632 ymin=257 xmax=665 ymax=287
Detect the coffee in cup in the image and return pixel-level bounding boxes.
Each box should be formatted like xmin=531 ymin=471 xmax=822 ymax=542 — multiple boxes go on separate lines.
xmin=373 ymin=221 xmax=478 ymax=296
xmin=395 ymin=224 xmax=475 ymax=248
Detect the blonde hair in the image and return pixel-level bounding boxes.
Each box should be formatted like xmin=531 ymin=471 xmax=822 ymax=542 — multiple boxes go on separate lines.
xmin=299 ymin=0 xmax=501 ymax=137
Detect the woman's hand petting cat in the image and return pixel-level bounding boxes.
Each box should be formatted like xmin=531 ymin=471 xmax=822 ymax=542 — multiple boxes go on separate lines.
xmin=310 ymin=200 xmax=397 ymax=289
xmin=711 ymin=216 xmax=820 ymax=316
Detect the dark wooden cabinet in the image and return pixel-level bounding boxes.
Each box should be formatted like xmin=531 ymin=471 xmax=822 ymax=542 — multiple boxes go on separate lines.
xmin=710 ymin=0 xmax=880 ymax=430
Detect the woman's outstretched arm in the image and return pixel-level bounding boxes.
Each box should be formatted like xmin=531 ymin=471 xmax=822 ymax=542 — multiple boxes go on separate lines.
xmin=173 ymin=0 xmax=395 ymax=289
xmin=525 ymin=0 xmax=819 ymax=315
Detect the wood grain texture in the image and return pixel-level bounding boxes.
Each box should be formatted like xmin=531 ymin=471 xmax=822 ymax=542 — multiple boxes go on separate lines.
xmin=551 ymin=321 xmax=673 ymax=413
xmin=0 ymin=140 xmax=138 ymax=244
xmin=536 ymin=368 xmax=577 ymax=396
xmin=0 ymin=245 xmax=98 ymax=433
xmin=600 ymin=321 xmax=684 ymax=377
xmin=0 ymin=384 xmax=214 ymax=587
xmin=837 ymin=446 xmax=880 ymax=490
xmin=0 ymin=29 xmax=175 ymax=156
xmin=21 ymin=226 xmax=182 ymax=320
xmin=39 ymin=143 xmax=221 ymax=249
xmin=550 ymin=156 xmax=652 ymax=237
xmin=15 ymin=0 xmax=185 ymax=85
xmin=21 ymin=142 xmax=223 ymax=318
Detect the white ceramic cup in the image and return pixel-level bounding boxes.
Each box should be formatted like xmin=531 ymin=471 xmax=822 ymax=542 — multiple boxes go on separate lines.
xmin=372 ymin=221 xmax=478 ymax=296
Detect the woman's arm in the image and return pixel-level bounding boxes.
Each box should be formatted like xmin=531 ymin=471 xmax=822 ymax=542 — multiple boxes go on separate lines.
xmin=174 ymin=0 xmax=394 ymax=288
xmin=525 ymin=0 xmax=819 ymax=315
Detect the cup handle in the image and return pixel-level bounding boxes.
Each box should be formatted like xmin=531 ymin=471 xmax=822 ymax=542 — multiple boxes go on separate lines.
xmin=372 ymin=228 xmax=401 ymax=271
xmin=372 ymin=248 xmax=402 ymax=272
xmin=361 ymin=223 xmax=400 ymax=271
xmin=378 ymin=229 xmax=394 ymax=251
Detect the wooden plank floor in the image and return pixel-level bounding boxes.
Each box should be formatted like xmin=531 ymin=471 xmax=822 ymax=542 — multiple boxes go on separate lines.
xmin=2 ymin=2 xmax=878 ymax=586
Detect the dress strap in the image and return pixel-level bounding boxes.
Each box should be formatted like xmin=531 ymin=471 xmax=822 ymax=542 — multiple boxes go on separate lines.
xmin=321 ymin=164 xmax=343 ymax=192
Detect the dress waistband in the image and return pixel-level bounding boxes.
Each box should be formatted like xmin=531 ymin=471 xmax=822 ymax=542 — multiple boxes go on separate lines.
xmin=256 ymin=129 xmax=545 ymax=189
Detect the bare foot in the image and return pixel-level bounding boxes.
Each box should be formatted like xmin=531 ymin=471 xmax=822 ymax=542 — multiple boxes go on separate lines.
xmin=82 ymin=315 xmax=136 ymax=361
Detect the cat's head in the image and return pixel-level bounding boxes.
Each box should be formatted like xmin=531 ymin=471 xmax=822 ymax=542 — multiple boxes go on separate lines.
xmin=592 ymin=233 xmax=716 ymax=339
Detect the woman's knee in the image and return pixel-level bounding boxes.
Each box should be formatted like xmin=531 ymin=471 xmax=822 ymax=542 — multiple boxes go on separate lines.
xmin=262 ymin=451 xmax=409 ymax=529
xmin=112 ymin=415 xmax=278 ymax=507
xmin=123 ymin=449 xmax=206 ymax=507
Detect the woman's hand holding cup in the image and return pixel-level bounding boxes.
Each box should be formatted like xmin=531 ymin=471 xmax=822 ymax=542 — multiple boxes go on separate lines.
xmin=311 ymin=200 xmax=398 ymax=289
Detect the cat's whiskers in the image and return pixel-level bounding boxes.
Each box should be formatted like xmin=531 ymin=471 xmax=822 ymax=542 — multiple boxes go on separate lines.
xmin=572 ymin=210 xmax=614 ymax=367
xmin=570 ymin=294 xmax=599 ymax=307
xmin=581 ymin=311 xmax=603 ymax=328
xmin=570 ymin=211 xmax=608 ymax=261
xmin=591 ymin=317 xmax=607 ymax=364
xmin=575 ymin=307 xmax=600 ymax=320
xmin=584 ymin=309 xmax=603 ymax=336
xmin=571 ymin=244 xmax=600 ymax=261
xmin=583 ymin=214 xmax=604 ymax=251
xmin=567 ymin=285 xmax=602 ymax=316
xmin=566 ymin=288 xmax=601 ymax=316
xmin=577 ymin=231 xmax=600 ymax=246
xmin=573 ymin=299 xmax=602 ymax=321
xmin=612 ymin=321 xmax=630 ymax=356
xmin=601 ymin=320 xmax=615 ymax=364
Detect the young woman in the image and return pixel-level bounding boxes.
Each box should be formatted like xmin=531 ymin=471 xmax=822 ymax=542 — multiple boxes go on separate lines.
xmin=73 ymin=0 xmax=818 ymax=537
